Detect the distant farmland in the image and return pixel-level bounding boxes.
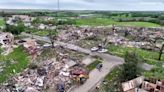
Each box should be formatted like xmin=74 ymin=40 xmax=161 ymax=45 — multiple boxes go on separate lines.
xmin=76 ymin=18 xmax=162 ymax=27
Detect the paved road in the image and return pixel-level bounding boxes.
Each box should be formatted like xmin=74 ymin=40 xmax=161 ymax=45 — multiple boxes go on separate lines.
xmin=21 ymin=33 xmax=152 ymax=92
xmin=68 ymin=58 xmax=123 ymax=92
xmin=21 ymin=32 xmax=124 ymax=63
xmin=55 ymin=42 xmax=124 ymax=92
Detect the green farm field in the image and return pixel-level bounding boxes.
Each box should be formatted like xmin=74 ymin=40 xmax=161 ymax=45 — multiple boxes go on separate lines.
xmin=76 ymin=18 xmax=162 ymax=27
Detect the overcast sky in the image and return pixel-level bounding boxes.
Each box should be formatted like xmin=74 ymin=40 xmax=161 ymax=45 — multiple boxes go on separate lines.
xmin=0 ymin=0 xmax=164 ymax=11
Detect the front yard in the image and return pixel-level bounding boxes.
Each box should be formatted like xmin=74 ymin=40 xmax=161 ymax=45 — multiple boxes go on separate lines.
xmin=107 ymin=44 xmax=164 ymax=64
xmin=107 ymin=44 xmax=164 ymax=79
xmin=0 ymin=46 xmax=29 ymax=83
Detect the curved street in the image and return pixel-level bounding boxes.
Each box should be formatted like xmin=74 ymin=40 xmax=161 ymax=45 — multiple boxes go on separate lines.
xmin=21 ymin=33 xmax=153 ymax=92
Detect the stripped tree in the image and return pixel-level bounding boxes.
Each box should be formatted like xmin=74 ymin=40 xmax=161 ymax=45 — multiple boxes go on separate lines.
xmin=159 ymin=43 xmax=164 ymax=60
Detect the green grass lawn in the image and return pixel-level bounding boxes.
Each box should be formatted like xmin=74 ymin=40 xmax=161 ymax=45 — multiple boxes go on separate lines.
xmin=117 ymin=22 xmax=161 ymax=27
xmin=107 ymin=44 xmax=164 ymax=64
xmin=0 ymin=18 xmax=5 ymax=26
xmin=101 ymin=66 xmax=122 ymax=92
xmin=104 ymin=66 xmax=122 ymax=81
xmin=107 ymin=44 xmax=164 ymax=80
xmin=144 ymin=66 xmax=164 ymax=79
xmin=76 ymin=18 xmax=116 ymax=26
xmin=86 ymin=59 xmax=102 ymax=71
xmin=34 ymin=31 xmax=49 ymax=36
xmin=101 ymin=44 xmax=164 ymax=90
xmin=26 ymin=28 xmax=49 ymax=36
xmin=76 ymin=18 xmax=162 ymax=27
xmin=0 ymin=46 xmax=29 ymax=83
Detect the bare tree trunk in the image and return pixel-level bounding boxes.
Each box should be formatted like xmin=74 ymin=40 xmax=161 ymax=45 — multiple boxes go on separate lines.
xmin=49 ymin=30 xmax=55 ymax=48
xmin=159 ymin=44 xmax=164 ymax=60
xmin=50 ymin=39 xmax=54 ymax=48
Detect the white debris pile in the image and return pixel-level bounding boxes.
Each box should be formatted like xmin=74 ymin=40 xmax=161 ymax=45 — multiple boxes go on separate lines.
xmin=57 ymin=25 xmax=109 ymax=44
xmin=112 ymin=26 xmax=164 ymax=50
xmin=0 ymin=58 xmax=74 ymax=92
xmin=0 ymin=32 xmax=14 ymax=55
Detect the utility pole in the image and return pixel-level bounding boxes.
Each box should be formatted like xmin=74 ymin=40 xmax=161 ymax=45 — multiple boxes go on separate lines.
xmin=49 ymin=0 xmax=60 ymax=48
xmin=56 ymin=0 xmax=60 ymax=17
xmin=58 ymin=0 xmax=60 ymax=11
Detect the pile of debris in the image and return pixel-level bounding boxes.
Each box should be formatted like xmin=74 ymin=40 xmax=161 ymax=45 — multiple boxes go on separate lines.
xmin=0 ymin=59 xmax=69 ymax=92
xmin=0 ymin=53 xmax=88 ymax=92
xmin=107 ymin=32 xmax=162 ymax=51
xmin=58 ymin=25 xmax=109 ymax=44
xmin=112 ymin=26 xmax=164 ymax=50
xmin=122 ymin=76 xmax=164 ymax=92
xmin=6 ymin=15 xmax=35 ymax=28
xmin=16 ymin=38 xmax=41 ymax=60
xmin=0 ymin=32 xmax=14 ymax=55
xmin=70 ymin=65 xmax=89 ymax=84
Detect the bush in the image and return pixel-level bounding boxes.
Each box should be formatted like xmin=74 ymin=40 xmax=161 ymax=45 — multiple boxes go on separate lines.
xmin=6 ymin=23 xmax=25 ymax=35
xmin=120 ymin=52 xmax=143 ymax=82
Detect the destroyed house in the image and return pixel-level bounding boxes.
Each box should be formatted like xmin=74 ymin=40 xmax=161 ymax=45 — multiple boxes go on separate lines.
xmin=0 ymin=32 xmax=14 ymax=48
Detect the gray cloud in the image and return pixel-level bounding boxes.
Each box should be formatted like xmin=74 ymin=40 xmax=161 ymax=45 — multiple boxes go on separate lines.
xmin=0 ymin=0 xmax=163 ymax=11
xmin=82 ymin=0 xmax=95 ymax=2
